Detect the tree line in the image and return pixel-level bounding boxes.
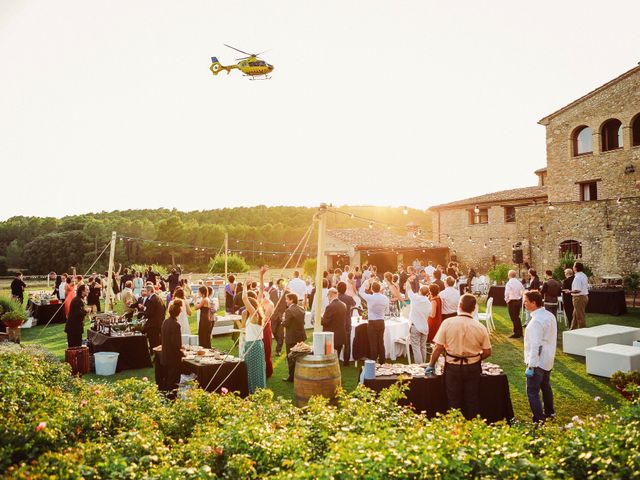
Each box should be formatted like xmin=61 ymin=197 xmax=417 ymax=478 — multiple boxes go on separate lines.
xmin=0 ymin=206 xmax=431 ymax=274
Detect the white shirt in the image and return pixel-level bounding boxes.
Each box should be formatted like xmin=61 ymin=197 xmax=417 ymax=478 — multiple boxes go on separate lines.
xmin=505 ymin=277 xmax=524 ymax=302
xmin=424 ymin=265 xmax=436 ymax=281
xmin=287 ymin=277 xmax=307 ymax=301
xmin=358 ymin=283 xmax=390 ymax=320
xmin=58 ymin=282 xmax=66 ymax=300
xmin=340 ymin=271 xmax=349 ymax=283
xmin=439 ymin=286 xmax=460 ymax=315
xmin=405 ymin=287 xmax=431 ymax=335
xmin=571 ymin=271 xmax=589 ymax=296
xmin=362 ymin=270 xmax=372 ymax=281
xmin=524 ymin=307 xmax=557 ymax=371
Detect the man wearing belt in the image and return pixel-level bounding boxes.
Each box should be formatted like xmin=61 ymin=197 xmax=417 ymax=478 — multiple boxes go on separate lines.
xmin=504 ymin=270 xmax=525 ymax=338
xmin=426 ymin=294 xmax=492 ymax=420
xmin=359 ymin=278 xmax=390 ymax=364
xmin=540 ymin=270 xmax=562 ymax=319
xmin=523 ymin=290 xmax=557 ymax=423
xmin=439 ymin=276 xmax=460 ymax=320
xmin=569 ymin=261 xmax=589 ymax=329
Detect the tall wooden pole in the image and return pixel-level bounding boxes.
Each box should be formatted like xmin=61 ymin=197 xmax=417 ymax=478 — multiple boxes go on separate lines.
xmin=314 ymin=204 xmax=327 ymax=332
xmin=105 ymin=231 xmax=117 ymax=313
xmin=224 ymin=232 xmax=229 ymax=281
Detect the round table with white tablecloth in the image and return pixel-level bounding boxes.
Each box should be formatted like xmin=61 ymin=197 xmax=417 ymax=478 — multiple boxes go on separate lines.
xmin=342 ymin=317 xmax=410 ymax=362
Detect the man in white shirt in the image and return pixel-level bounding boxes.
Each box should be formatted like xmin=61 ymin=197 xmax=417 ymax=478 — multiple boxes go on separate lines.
xmin=523 ymin=290 xmax=557 ymax=423
xmin=570 ymin=261 xmax=589 ymax=330
xmin=58 ymin=273 xmax=67 ymax=300
xmin=504 ymin=270 xmax=525 ymax=338
xmin=439 ymin=276 xmax=460 ymax=320
xmin=362 ymin=265 xmax=372 ymax=282
xmin=404 ymin=277 xmax=431 ymax=363
xmin=287 ymin=271 xmax=307 ymax=307
xmin=359 ymin=278 xmax=390 ymax=364
xmin=424 ymin=261 xmax=436 ymax=282
xmin=340 ymin=266 xmax=350 ymax=283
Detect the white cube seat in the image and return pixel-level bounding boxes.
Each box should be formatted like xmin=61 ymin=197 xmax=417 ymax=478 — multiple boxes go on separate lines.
xmin=562 ymin=324 xmax=640 ymax=356
xmin=586 ymin=343 xmax=640 ymax=378
xmin=634 ymin=341 xmax=640 ymax=348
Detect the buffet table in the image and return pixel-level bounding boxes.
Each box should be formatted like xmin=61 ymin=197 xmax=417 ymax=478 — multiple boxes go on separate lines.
xmin=27 ymin=301 xmax=66 ymax=325
xmin=182 ymin=357 xmax=249 ymax=397
xmin=87 ymin=329 xmax=152 ymax=372
xmin=488 ymin=286 xmax=627 ymax=316
xmin=364 ymin=372 xmax=514 ymax=423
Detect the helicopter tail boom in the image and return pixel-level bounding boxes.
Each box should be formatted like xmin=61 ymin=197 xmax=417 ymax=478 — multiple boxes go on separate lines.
xmin=210 ymin=57 xmax=233 ymax=75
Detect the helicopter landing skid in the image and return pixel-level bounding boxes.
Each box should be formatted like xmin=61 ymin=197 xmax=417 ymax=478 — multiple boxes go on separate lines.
xmin=247 ymin=75 xmax=271 ymax=81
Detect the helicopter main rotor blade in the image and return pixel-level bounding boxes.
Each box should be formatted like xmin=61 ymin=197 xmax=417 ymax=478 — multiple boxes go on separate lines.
xmin=224 ymin=44 xmax=253 ymax=56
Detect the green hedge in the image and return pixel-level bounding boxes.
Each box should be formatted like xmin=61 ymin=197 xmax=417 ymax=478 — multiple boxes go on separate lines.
xmin=1 ymin=344 xmax=639 ymax=479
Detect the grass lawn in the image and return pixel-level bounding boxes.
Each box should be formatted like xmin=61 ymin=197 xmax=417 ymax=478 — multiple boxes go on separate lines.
xmin=12 ymin=286 xmax=640 ymax=424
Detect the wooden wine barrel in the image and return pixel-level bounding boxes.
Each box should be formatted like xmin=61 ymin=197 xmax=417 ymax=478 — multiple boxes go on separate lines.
xmin=294 ymin=353 xmax=341 ymax=407
xmin=65 ymin=346 xmax=90 ymax=375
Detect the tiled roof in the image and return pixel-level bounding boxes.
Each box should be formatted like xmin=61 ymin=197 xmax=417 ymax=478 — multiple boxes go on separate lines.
xmin=538 ymin=64 xmax=640 ymax=124
xmin=429 ymin=186 xmax=547 ymax=210
xmin=327 ymin=228 xmax=444 ymax=250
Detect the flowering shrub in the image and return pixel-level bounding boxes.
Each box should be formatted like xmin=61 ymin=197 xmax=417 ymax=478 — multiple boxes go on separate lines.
xmin=1 ymin=344 xmax=639 ymax=478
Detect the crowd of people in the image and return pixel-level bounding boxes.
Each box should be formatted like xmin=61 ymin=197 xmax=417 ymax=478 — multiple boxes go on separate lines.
xmin=13 ymin=256 xmax=591 ymax=424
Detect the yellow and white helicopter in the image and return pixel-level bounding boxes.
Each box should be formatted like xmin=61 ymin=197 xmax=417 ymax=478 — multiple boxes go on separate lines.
xmin=210 ymin=44 xmax=274 ymax=80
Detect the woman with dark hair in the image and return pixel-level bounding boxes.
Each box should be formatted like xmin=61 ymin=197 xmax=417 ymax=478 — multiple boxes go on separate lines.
xmin=87 ymin=277 xmax=102 ymax=314
xmin=427 ymin=284 xmax=443 ymax=344
xmin=233 ymin=282 xmax=245 ymax=313
xmin=242 ymin=279 xmax=267 ymax=393
xmin=194 ymin=286 xmax=212 ymax=348
xmin=225 ymin=275 xmax=237 ymax=313
xmin=161 ymin=299 xmax=185 ymax=395
xmin=466 ymin=268 xmax=477 ymax=293
xmin=529 ymin=269 xmax=542 ymax=291
xmin=173 ymin=287 xmax=192 ymax=335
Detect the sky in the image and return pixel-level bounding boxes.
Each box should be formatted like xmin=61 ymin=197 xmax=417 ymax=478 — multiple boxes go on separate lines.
xmin=1 ymin=0 xmax=639 ymax=220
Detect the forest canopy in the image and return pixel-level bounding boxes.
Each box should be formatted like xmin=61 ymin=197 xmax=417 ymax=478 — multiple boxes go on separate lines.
xmin=0 ymin=206 xmax=431 ymax=274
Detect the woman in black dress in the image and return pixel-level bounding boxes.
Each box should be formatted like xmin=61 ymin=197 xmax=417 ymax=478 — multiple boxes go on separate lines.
xmin=87 ymin=277 xmax=102 ymax=313
xmin=161 ymin=299 xmax=185 ymax=395
xmin=194 ymin=286 xmax=212 ymax=348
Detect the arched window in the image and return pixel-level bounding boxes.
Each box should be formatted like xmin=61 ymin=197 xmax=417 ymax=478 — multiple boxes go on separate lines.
xmin=632 ymin=113 xmax=640 ymax=147
xmin=572 ymin=126 xmax=593 ymax=156
xmin=600 ymin=118 xmax=623 ymax=151
xmin=560 ymin=240 xmax=582 ymax=258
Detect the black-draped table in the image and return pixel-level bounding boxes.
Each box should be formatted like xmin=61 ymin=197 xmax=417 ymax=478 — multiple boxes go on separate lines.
xmin=587 ymin=289 xmax=627 ymax=316
xmin=488 ymin=286 xmax=627 ymax=316
xmin=364 ymin=373 xmax=514 ymax=424
xmin=27 ymin=301 xmax=66 ymax=325
xmin=487 ymin=286 xmax=507 ymax=307
xmin=182 ymin=358 xmax=249 ymax=397
xmin=87 ymin=329 xmax=152 ymax=372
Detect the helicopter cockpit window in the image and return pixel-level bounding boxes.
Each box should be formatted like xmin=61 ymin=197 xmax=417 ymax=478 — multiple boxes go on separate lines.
xmin=249 ymin=61 xmax=266 ymax=67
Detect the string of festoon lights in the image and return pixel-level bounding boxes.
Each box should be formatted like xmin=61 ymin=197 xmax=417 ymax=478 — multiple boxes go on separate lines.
xmin=117 ymin=234 xmax=316 ymax=257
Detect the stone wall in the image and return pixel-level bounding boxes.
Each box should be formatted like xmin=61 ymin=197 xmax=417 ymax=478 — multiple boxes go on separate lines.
xmin=542 ymin=69 xmax=640 ymax=203
xmin=514 ymin=198 xmax=640 ymax=277
xmin=432 ymin=205 xmax=524 ymax=274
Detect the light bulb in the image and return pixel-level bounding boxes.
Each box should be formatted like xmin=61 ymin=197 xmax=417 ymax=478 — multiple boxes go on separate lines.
xmin=403 ymin=207 xmax=409 ymax=215
xmin=548 ymin=204 xmax=556 ymax=210
xmin=368 ymin=222 xmax=373 ymax=229
xmin=474 ymin=205 xmax=480 ymax=214
xmin=616 ymin=197 xmax=622 ymax=205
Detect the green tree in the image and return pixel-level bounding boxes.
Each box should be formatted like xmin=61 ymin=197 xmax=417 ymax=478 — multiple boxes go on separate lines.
xmin=303 ymin=258 xmax=317 ymax=279
xmin=208 ymin=254 xmax=249 ymax=274
xmin=5 ymin=240 xmax=22 ymax=269
xmin=22 ymin=231 xmax=94 ymax=274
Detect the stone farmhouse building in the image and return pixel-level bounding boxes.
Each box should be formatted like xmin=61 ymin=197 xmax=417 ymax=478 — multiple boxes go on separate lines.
xmin=430 ymin=64 xmax=640 ymax=278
